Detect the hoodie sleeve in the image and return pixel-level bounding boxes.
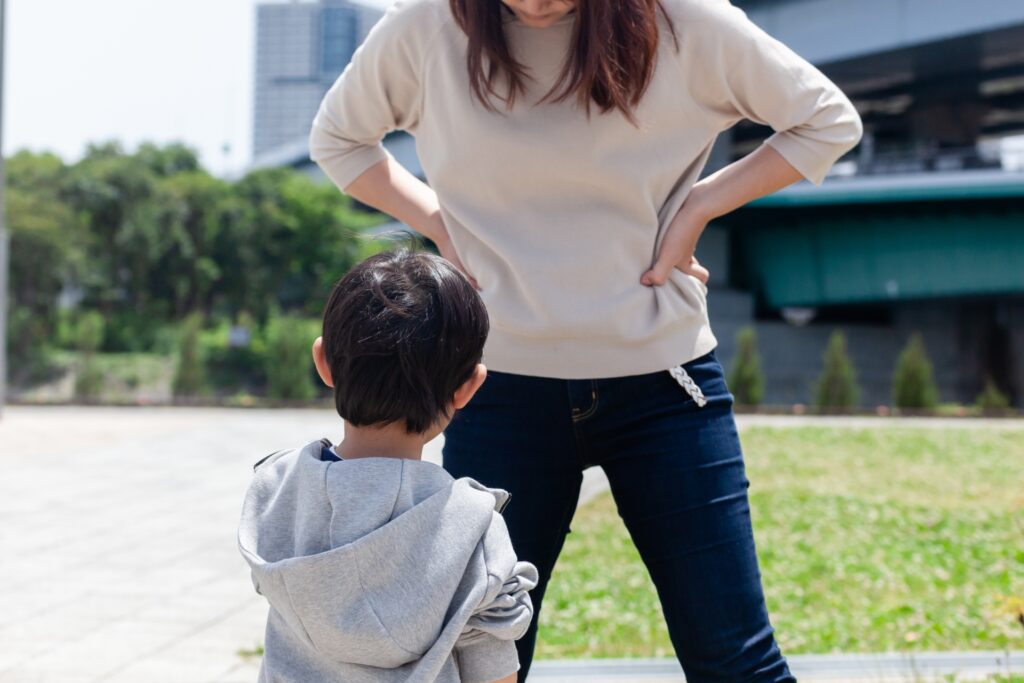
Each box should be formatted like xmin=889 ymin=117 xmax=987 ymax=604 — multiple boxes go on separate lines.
xmin=454 ymin=637 xmax=520 ymax=683
xmin=680 ymin=0 xmax=863 ymax=186
xmin=454 ymin=512 xmax=539 ymax=683
xmin=308 ymin=0 xmax=444 ymax=192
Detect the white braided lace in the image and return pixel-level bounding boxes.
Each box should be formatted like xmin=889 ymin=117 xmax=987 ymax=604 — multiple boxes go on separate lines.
xmin=668 ymin=365 xmax=708 ymax=407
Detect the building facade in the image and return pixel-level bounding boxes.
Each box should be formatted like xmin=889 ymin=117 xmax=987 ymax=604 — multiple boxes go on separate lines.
xmin=703 ymin=0 xmax=1024 ymax=408
xmin=253 ymin=0 xmax=384 ymax=159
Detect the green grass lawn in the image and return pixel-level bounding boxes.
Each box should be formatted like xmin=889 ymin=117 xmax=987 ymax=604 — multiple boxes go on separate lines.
xmin=536 ymin=427 xmax=1024 ymax=659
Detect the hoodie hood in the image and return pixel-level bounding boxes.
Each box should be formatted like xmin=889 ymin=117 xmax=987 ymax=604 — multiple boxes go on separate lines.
xmin=238 ymin=440 xmax=511 ymax=670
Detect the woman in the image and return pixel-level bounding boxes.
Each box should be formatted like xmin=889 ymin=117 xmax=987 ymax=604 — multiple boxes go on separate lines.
xmin=309 ymin=0 xmax=862 ymax=680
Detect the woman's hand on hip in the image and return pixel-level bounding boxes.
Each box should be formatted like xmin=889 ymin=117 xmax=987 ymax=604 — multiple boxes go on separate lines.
xmin=429 ymin=214 xmax=480 ymax=290
xmin=343 ymin=159 xmax=480 ymax=289
xmin=641 ymin=195 xmax=712 ymax=287
xmin=640 ymin=143 xmax=810 ymax=287
xmin=638 ymin=145 xmax=806 ymax=290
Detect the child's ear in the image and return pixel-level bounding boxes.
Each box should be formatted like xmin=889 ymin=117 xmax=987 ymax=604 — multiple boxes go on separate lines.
xmin=311 ymin=336 xmax=334 ymax=388
xmin=452 ymin=363 xmax=487 ymax=410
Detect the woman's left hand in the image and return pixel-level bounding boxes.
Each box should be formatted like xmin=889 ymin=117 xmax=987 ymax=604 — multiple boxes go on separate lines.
xmin=640 ymin=144 xmax=808 ymax=288
xmin=640 ymin=197 xmax=711 ymax=287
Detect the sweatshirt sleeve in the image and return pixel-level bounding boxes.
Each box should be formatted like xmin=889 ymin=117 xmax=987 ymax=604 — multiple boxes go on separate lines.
xmin=454 ymin=511 xmax=540 ymax=683
xmin=455 ymin=637 xmax=520 ymax=683
xmin=683 ymin=0 xmax=863 ymax=185
xmin=308 ymin=0 xmax=442 ymax=192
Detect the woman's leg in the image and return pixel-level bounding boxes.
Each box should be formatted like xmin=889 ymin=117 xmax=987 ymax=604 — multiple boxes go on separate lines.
xmin=585 ymin=351 xmax=795 ymax=683
xmin=442 ymin=369 xmax=583 ymax=680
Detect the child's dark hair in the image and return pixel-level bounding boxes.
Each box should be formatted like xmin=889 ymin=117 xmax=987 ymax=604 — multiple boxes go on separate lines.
xmin=321 ymin=248 xmax=489 ymax=434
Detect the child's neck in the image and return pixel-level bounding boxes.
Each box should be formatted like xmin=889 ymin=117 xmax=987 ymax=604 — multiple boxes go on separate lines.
xmin=336 ymin=421 xmax=433 ymax=461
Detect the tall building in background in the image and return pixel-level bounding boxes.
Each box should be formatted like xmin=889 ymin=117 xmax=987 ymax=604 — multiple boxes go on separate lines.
xmin=253 ymin=0 xmax=384 ymax=159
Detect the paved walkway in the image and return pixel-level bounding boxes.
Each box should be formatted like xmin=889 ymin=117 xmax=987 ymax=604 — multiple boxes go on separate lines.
xmin=0 ymin=406 xmax=1020 ymax=683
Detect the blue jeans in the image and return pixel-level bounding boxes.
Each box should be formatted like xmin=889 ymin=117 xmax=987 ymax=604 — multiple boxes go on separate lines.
xmin=442 ymin=349 xmax=795 ymax=682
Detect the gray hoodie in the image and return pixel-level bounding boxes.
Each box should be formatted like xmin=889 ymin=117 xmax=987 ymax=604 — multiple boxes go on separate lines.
xmin=238 ymin=439 xmax=538 ymax=683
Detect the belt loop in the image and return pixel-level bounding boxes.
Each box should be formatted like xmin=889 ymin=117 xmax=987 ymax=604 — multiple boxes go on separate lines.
xmin=668 ymin=365 xmax=707 ymax=407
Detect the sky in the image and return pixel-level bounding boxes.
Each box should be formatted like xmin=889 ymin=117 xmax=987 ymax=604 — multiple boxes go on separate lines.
xmin=4 ymin=0 xmax=390 ymax=177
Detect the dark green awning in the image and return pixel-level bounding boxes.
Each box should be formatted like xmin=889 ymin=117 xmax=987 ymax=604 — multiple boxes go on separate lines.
xmin=739 ymin=212 xmax=1024 ymax=308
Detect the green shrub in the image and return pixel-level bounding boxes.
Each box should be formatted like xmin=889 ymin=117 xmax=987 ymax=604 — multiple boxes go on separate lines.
xmin=54 ymin=308 xmax=77 ymax=350
xmin=172 ymin=314 xmax=206 ymax=397
xmin=728 ymin=327 xmax=765 ymax=406
xmin=73 ymin=312 xmax=106 ymax=399
xmin=200 ymin=316 xmax=268 ymax=392
xmin=6 ymin=305 xmax=58 ymax=386
xmin=892 ymin=332 xmax=938 ymax=409
xmin=265 ymin=315 xmax=318 ymax=401
xmin=814 ymin=330 xmax=860 ymax=410
xmin=73 ymin=361 xmax=105 ymax=399
xmin=204 ymin=343 xmax=266 ymax=391
xmin=102 ymin=311 xmax=170 ymax=353
xmin=73 ymin=311 xmax=105 ymax=354
xmin=975 ymin=377 xmax=1010 ymax=412
xmin=150 ymin=324 xmax=181 ymax=355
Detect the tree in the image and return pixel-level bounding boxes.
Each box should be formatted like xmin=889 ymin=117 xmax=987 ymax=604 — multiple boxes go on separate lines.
xmin=7 ymin=141 xmax=377 ymax=394
xmin=135 ymin=141 xmax=201 ymax=177
xmin=73 ymin=312 xmax=106 ymax=399
xmin=62 ymin=142 xmax=160 ymax=316
xmin=815 ymin=330 xmax=860 ymax=410
xmin=173 ymin=314 xmax=206 ymax=398
xmin=216 ymin=169 xmax=298 ymax=322
xmin=892 ymin=332 xmax=939 ymax=409
xmin=975 ymin=377 xmax=1010 ymax=412
xmin=58 ymin=143 xmax=229 ymax=346
xmin=221 ymin=169 xmax=370 ymax=320
xmin=5 ymin=152 xmax=81 ymax=380
xmin=728 ymin=327 xmax=765 ymax=406
xmin=56 ymin=144 xmax=370 ymax=326
xmin=147 ymin=170 xmax=231 ymax=317
xmin=265 ymin=315 xmax=317 ymax=401
xmin=6 ymin=153 xmax=79 ymax=313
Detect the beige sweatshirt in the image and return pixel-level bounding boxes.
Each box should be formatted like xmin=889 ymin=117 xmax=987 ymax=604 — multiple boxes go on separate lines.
xmin=309 ymin=0 xmax=863 ymax=379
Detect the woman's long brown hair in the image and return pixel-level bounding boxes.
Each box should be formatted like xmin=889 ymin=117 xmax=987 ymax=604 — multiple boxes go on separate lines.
xmin=448 ymin=0 xmax=679 ymax=123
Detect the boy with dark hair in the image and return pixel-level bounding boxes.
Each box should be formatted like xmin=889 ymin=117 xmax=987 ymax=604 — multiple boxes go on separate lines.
xmin=238 ymin=249 xmax=537 ymax=683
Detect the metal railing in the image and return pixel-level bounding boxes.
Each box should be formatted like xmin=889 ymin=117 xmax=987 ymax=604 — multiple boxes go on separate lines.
xmin=834 ymin=142 xmax=1024 ymax=178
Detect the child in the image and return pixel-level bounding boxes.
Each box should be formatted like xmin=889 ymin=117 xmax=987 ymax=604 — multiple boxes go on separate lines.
xmin=238 ymin=249 xmax=538 ymax=683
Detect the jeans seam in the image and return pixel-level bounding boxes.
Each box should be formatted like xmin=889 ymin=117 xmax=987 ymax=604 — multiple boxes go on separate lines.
xmin=571 ymin=421 xmax=591 ymax=469
xmin=568 ymin=380 xmax=598 ymax=469
xmin=570 ymin=380 xmax=600 ymax=422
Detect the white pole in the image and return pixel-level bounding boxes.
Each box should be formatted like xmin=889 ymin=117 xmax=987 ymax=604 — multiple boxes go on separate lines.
xmin=0 ymin=0 xmax=8 ymax=416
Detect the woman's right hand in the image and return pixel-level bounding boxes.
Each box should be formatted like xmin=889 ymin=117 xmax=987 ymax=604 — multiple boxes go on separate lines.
xmin=343 ymin=159 xmax=480 ymax=289
xmin=430 ymin=219 xmax=480 ymax=290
